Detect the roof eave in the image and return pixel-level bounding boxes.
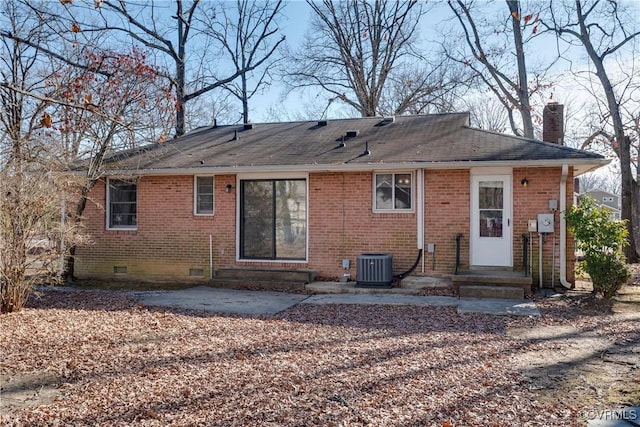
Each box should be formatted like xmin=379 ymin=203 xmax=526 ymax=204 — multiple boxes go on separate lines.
xmin=102 ymin=157 xmax=610 ymax=177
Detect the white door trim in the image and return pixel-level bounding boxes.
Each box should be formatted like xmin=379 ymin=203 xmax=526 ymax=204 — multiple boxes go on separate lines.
xmin=470 ymin=173 xmax=513 ymax=267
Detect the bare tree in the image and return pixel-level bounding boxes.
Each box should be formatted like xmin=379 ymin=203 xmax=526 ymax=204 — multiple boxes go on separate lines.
xmin=543 ymin=0 xmax=640 ymax=262
xmin=286 ymin=0 xmax=460 ymax=117
xmin=447 ymin=0 xmax=551 ymax=138
xmin=2 ymin=2 xmax=175 ymax=280
xmin=4 ymin=0 xmax=286 ymax=136
xmin=88 ymin=0 xmax=285 ymax=134
xmin=184 ymin=90 xmax=235 ymax=128
xmin=0 ymin=2 xmax=81 ymax=313
xmin=464 ymin=97 xmax=510 ymax=132
xmin=42 ymin=48 xmax=175 ymax=278
xmin=378 ymin=61 xmax=471 ymax=115
xmin=578 ymin=170 xmax=621 ymax=195
xmin=199 ymin=0 xmax=286 ymax=124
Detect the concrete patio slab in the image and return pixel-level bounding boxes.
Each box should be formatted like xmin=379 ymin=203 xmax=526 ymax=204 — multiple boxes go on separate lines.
xmin=304 ymin=294 xmax=540 ymax=316
xmin=302 ymin=294 xmax=459 ymax=307
xmin=130 ymin=287 xmax=540 ymax=317
xmin=132 ymin=286 xmax=308 ymax=316
xmin=457 ymin=297 xmax=540 ymax=316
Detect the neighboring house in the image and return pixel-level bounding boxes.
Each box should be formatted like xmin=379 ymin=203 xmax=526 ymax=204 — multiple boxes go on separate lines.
xmin=75 ymin=103 xmax=608 ymax=288
xmin=578 ymin=189 xmax=621 ymax=220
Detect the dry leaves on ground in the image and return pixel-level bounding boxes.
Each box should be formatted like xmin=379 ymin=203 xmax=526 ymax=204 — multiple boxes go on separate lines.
xmin=1 ymin=287 xmax=638 ymax=427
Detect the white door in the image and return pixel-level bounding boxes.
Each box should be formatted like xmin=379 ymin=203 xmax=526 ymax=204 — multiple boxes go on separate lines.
xmin=470 ymin=175 xmax=512 ymax=267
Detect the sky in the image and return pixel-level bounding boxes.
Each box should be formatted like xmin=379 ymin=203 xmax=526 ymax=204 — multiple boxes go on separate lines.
xmin=247 ymin=0 xmax=456 ymax=123
xmin=249 ymin=1 xmax=311 ymax=121
xmin=245 ymin=0 xmax=587 ymax=124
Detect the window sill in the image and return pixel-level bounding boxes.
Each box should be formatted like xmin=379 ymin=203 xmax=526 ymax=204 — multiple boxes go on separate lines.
xmin=372 ymin=209 xmax=415 ymax=214
xmin=237 ymin=258 xmax=308 ymax=264
xmin=106 ymin=227 xmax=137 ymax=232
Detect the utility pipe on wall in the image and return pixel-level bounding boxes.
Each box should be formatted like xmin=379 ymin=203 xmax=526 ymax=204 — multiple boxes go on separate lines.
xmin=209 ymin=235 xmax=214 ymax=279
xmin=559 ymin=164 xmax=572 ymax=288
xmin=417 ymin=169 xmax=425 ymax=273
xmin=539 ymin=233 xmax=543 ymax=289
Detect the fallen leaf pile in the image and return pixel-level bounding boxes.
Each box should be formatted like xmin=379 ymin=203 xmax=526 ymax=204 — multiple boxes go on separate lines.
xmin=1 ymin=288 xmax=638 ymax=426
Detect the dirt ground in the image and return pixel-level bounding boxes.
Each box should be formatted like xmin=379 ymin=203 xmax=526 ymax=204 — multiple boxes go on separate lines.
xmin=506 ymin=272 xmax=640 ymax=416
xmin=1 ymin=267 xmax=639 ymax=426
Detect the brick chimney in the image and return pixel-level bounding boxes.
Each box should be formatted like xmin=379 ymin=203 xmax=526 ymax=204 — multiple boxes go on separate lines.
xmin=542 ymin=102 xmax=564 ymax=145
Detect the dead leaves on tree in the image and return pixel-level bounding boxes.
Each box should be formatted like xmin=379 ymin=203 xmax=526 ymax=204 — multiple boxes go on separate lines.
xmin=40 ymin=112 xmax=52 ymax=128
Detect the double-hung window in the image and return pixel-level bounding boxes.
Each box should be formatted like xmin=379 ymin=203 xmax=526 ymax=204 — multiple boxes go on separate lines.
xmin=195 ymin=176 xmax=214 ymax=215
xmin=374 ymin=172 xmax=413 ymax=212
xmin=107 ymin=179 xmax=137 ymax=229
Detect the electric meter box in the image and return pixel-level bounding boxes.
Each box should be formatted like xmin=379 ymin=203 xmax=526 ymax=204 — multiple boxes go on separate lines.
xmin=537 ymin=213 xmax=555 ymax=233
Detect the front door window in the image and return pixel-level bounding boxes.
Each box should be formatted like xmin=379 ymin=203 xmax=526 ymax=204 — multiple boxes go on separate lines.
xmin=478 ymin=181 xmax=504 ymax=238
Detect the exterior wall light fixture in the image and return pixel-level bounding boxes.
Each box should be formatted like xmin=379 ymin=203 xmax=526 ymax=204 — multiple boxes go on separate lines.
xmin=521 ymin=178 xmax=529 ymax=187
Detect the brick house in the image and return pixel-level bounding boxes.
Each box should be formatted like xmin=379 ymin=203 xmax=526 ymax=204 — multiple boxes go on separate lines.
xmin=75 ymin=104 xmax=608 ymax=289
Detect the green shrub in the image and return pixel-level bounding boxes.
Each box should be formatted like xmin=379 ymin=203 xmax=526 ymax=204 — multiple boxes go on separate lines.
xmin=566 ymin=196 xmax=630 ymax=298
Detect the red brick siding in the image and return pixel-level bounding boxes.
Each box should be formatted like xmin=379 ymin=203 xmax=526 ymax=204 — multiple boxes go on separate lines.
xmin=76 ymin=168 xmax=575 ymax=284
xmin=424 ymin=169 xmax=470 ymax=272
xmin=76 ymin=175 xmax=235 ymax=281
xmin=307 ymin=172 xmax=418 ymax=279
xmin=513 ymin=167 xmax=575 ymax=285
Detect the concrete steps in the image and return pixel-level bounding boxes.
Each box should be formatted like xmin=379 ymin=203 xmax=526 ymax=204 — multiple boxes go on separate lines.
xmin=212 ymin=268 xmax=316 ymax=293
xmin=209 ymin=269 xmax=530 ymax=299
xmin=400 ymin=275 xmax=452 ymax=290
xmin=305 ymin=281 xmax=423 ymax=295
xmin=306 ymin=275 xmax=453 ymax=295
xmin=459 ymin=285 xmax=525 ymax=299
xmin=452 ymin=270 xmax=532 ymax=299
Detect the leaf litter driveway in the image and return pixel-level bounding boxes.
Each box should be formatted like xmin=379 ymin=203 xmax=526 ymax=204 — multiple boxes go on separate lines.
xmin=1 ymin=287 xmax=638 ymax=426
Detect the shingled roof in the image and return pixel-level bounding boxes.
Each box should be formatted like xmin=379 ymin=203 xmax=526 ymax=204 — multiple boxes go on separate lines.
xmin=104 ymin=113 xmax=608 ymax=175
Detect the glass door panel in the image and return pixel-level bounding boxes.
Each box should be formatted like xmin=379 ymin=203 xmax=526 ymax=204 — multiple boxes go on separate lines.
xmin=240 ymin=181 xmax=275 ymax=259
xmin=478 ymin=181 xmax=504 ymax=238
xmin=275 ymin=180 xmax=306 ymax=259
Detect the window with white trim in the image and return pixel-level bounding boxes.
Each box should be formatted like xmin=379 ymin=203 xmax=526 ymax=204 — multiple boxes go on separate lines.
xmin=374 ymin=172 xmax=413 ymax=211
xmin=194 ymin=176 xmax=214 ymax=215
xmin=107 ymin=179 xmax=137 ymax=229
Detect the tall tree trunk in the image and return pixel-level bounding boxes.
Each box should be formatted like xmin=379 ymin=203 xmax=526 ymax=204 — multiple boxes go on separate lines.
xmin=175 ymin=60 xmax=186 ymax=137
xmin=175 ymin=0 xmax=187 ymax=137
xmin=63 ymin=120 xmax=120 ymax=279
xmin=507 ymin=0 xmax=534 ymax=138
xmin=241 ymin=73 xmax=249 ymax=124
xmin=575 ymin=1 xmax=638 ymax=262
xmin=62 ymin=184 xmax=90 ymax=281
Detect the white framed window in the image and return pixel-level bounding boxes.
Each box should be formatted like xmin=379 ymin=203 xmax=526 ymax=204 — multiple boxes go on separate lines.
xmin=194 ymin=176 xmax=215 ymax=215
xmin=107 ymin=178 xmax=137 ymax=230
xmin=373 ymin=172 xmax=413 ymax=212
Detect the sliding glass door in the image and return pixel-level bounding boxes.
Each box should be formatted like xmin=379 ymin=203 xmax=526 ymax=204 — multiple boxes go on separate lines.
xmin=240 ymin=179 xmax=306 ymax=260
